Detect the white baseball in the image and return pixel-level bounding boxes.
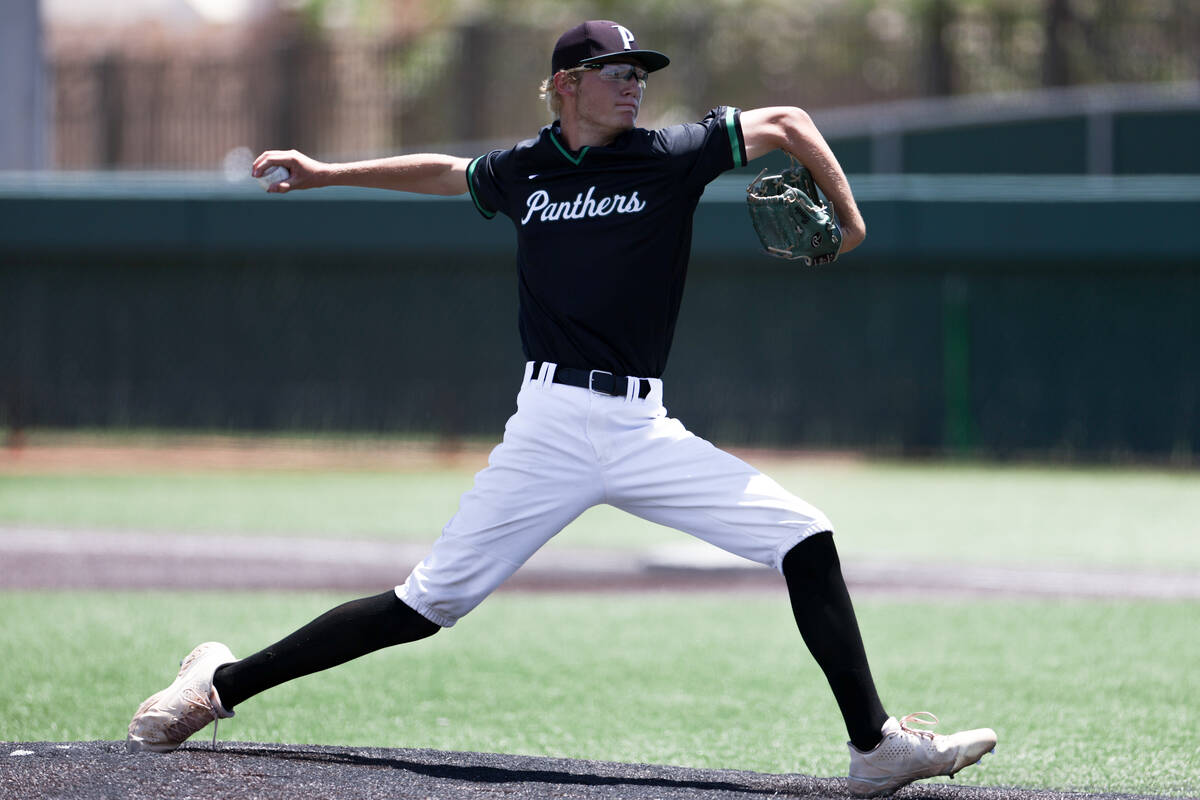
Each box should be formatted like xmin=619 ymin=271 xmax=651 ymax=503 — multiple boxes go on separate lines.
xmin=256 ymin=165 xmax=290 ymax=190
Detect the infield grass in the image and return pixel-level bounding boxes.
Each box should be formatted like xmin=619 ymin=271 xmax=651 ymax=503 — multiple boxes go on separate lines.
xmin=1 ymin=591 xmax=1197 ymax=797
xmin=3 ymin=448 xmax=1200 ymax=569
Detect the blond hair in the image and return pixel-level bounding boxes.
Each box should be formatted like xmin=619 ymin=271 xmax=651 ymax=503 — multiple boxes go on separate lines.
xmin=538 ymin=70 xmax=580 ymax=118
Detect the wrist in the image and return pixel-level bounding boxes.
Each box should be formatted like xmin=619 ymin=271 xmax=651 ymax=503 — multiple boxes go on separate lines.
xmin=310 ymin=163 xmax=337 ymax=188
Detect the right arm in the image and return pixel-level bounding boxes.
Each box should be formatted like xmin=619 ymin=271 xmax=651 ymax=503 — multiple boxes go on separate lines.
xmin=252 ymin=150 xmax=471 ymax=196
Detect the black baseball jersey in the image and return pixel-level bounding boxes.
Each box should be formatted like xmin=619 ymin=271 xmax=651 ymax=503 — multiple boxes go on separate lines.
xmin=468 ymin=107 xmax=748 ymax=378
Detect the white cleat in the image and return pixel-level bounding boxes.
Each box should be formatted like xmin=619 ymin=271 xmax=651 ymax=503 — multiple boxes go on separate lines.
xmin=127 ymin=642 xmax=237 ymax=753
xmin=846 ymin=712 xmax=997 ymax=797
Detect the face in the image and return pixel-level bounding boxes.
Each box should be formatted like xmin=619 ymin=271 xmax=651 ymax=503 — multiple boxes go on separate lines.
xmin=563 ymin=62 xmax=646 ymax=134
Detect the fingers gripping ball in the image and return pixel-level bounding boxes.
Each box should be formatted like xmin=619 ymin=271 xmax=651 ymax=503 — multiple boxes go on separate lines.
xmin=256 ymin=165 xmax=290 ymax=190
xmin=746 ymin=163 xmax=842 ymax=266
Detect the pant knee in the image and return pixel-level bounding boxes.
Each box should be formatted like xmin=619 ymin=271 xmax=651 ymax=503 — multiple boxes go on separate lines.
xmin=782 ymin=530 xmax=838 ymax=584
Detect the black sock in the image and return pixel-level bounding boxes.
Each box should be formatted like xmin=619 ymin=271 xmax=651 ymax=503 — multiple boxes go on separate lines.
xmin=212 ymin=590 xmax=439 ymax=710
xmin=782 ymin=531 xmax=888 ymax=752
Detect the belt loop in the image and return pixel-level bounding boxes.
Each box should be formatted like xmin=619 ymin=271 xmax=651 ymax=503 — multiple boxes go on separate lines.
xmin=541 ymin=361 xmax=556 ymax=388
xmin=624 ymin=375 xmax=637 ymax=402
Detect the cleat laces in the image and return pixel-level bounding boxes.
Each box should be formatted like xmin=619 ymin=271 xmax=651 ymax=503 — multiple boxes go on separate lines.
xmin=897 ymin=711 xmax=940 ymax=739
xmin=161 ymin=685 xmax=223 ymax=749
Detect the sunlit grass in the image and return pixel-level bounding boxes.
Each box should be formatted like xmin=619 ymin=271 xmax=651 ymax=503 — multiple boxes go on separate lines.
xmin=3 ymin=457 xmax=1199 ymax=569
xmin=1 ymin=591 xmax=1197 ymax=796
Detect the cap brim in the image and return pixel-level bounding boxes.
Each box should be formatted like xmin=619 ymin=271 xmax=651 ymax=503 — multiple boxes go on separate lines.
xmin=580 ymin=49 xmax=670 ymax=72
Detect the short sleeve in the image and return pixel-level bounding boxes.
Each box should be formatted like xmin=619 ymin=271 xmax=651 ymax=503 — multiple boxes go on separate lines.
xmin=655 ymin=106 xmax=748 ymax=191
xmin=467 ymin=149 xmax=508 ymax=220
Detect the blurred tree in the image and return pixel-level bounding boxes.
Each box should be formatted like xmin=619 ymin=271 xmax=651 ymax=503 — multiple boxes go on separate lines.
xmin=920 ymin=0 xmax=957 ymax=95
xmin=1041 ymin=0 xmax=1070 ymax=86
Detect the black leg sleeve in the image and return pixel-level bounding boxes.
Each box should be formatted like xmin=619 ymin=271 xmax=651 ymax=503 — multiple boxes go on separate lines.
xmin=212 ymin=590 xmax=440 ymax=710
xmin=783 ymin=531 xmax=888 ymax=752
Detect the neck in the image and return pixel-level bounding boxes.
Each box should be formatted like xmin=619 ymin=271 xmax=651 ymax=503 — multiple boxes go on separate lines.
xmin=558 ymin=115 xmax=623 ymax=151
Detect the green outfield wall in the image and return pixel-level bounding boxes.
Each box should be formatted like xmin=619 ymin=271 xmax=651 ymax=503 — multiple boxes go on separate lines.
xmin=820 ymin=110 xmax=1200 ymax=175
xmin=807 ymin=86 xmax=1200 ymax=176
xmin=2 ymin=174 xmax=1198 ymax=460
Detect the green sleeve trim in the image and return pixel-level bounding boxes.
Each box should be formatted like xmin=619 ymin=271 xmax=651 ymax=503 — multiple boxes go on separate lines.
xmin=550 ymin=130 xmax=589 ymax=166
xmin=466 ymin=156 xmax=497 ymax=219
xmin=725 ymin=107 xmax=745 ymax=168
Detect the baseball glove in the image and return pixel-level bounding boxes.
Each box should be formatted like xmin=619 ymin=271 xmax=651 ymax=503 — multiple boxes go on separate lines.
xmin=746 ymin=162 xmax=842 ymax=265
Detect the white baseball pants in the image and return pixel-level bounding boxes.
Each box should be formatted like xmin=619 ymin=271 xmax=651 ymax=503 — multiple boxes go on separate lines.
xmin=397 ymin=362 xmax=833 ymax=627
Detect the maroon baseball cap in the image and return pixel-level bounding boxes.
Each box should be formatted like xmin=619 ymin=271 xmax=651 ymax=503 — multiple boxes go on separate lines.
xmin=551 ymin=20 xmax=670 ymax=74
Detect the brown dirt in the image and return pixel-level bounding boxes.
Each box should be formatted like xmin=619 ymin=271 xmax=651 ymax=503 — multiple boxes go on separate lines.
xmin=0 ymin=432 xmax=855 ymax=475
xmin=0 ymin=433 xmax=493 ymax=473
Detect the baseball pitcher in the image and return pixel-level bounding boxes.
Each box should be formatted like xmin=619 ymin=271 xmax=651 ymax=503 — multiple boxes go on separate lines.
xmin=128 ymin=21 xmax=995 ymax=797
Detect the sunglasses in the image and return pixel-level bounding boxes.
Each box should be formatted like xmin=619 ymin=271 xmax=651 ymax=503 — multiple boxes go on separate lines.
xmin=565 ymin=63 xmax=649 ymax=86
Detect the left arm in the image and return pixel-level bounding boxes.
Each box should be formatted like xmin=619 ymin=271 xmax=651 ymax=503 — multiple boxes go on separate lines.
xmin=740 ymin=107 xmax=866 ymax=253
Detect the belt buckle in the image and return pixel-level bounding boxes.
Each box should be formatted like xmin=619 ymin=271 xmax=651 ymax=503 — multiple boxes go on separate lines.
xmin=588 ymin=369 xmax=617 ymax=396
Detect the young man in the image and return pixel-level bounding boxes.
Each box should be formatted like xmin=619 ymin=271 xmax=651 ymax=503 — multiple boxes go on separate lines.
xmin=128 ymin=21 xmax=995 ymax=796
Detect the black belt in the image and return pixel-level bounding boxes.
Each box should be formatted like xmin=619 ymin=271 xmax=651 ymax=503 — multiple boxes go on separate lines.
xmin=532 ymin=362 xmax=652 ymax=399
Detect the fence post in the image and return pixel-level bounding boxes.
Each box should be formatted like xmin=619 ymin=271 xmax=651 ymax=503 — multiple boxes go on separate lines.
xmin=97 ymin=52 xmax=123 ymax=167
xmin=454 ymin=23 xmax=487 ymax=142
xmin=0 ymin=0 xmax=48 ymax=169
xmin=942 ymin=273 xmax=975 ymax=455
xmin=276 ymin=36 xmax=299 ymax=150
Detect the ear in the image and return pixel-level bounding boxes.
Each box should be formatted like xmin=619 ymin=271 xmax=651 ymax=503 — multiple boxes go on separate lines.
xmin=553 ymin=71 xmax=577 ymax=95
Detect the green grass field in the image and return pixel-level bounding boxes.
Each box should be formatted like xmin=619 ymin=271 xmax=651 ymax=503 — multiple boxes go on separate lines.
xmin=2 ymin=439 xmax=1199 ymax=796
xmin=1 ymin=591 xmax=1197 ymax=796
xmin=3 ymin=456 xmax=1200 ymax=569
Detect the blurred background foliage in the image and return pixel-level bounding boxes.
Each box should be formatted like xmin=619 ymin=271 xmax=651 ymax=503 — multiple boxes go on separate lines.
xmin=43 ymin=0 xmax=1200 ymax=167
